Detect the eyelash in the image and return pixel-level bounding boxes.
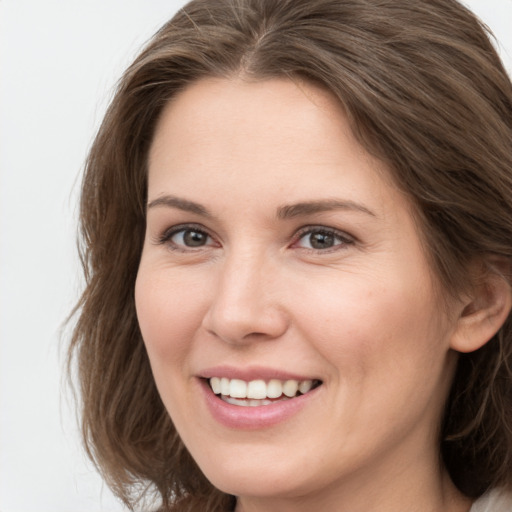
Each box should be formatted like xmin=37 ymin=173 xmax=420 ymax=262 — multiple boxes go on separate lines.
xmin=292 ymin=226 xmax=355 ymax=252
xmin=155 ymin=223 xmax=355 ymax=253
xmin=156 ymin=223 xmax=217 ymax=252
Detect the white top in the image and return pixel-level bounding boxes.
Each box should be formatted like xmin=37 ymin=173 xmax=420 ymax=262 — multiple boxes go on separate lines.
xmin=470 ymin=489 xmax=512 ymax=511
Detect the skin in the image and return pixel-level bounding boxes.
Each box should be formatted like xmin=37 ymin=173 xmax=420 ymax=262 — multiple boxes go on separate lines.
xmin=135 ymin=77 xmax=477 ymax=512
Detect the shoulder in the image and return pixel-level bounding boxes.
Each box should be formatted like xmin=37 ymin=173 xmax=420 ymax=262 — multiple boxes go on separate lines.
xmin=470 ymin=488 xmax=512 ymax=512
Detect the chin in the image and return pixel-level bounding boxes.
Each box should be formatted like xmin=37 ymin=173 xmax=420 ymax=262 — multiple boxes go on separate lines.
xmin=206 ymin=466 xmax=307 ymax=500
xmin=186 ymin=441 xmax=328 ymax=500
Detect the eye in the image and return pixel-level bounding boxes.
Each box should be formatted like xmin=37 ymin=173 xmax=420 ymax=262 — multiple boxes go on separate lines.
xmin=157 ymin=224 xmax=217 ymax=250
xmin=293 ymin=227 xmax=353 ymax=251
xmin=172 ymin=228 xmax=211 ymax=247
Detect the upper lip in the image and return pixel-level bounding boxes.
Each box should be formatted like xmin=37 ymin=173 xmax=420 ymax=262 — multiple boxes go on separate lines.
xmin=197 ymin=365 xmax=320 ymax=382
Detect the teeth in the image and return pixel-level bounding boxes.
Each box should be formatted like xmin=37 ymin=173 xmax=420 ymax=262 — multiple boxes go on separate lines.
xmin=210 ymin=377 xmax=221 ymax=394
xmin=267 ymin=379 xmax=283 ymax=398
xmin=299 ymin=380 xmax=313 ymax=394
xmin=283 ymin=379 xmax=299 ymax=397
xmin=208 ymin=377 xmax=316 ymax=399
xmin=229 ymin=379 xmax=247 ymax=398
xmin=220 ymin=377 xmax=230 ymax=395
xmin=247 ymin=380 xmax=267 ymax=399
xmin=224 ymin=397 xmax=280 ymax=407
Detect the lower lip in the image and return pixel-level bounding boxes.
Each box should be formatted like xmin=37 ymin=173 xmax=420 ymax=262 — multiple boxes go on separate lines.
xmin=199 ymin=379 xmax=320 ymax=430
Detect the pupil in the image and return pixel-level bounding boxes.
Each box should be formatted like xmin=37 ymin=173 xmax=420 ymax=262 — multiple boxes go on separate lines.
xmin=310 ymin=232 xmax=334 ymax=249
xmin=184 ymin=230 xmax=206 ymax=247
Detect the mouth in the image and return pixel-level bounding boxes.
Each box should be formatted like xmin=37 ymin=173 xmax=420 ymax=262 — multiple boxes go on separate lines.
xmin=207 ymin=377 xmax=322 ymax=407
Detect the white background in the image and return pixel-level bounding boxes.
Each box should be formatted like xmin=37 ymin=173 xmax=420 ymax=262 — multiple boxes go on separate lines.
xmin=0 ymin=1 xmax=511 ymax=511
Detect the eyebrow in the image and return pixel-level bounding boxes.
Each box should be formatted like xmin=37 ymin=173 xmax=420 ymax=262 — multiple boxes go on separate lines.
xmin=277 ymin=199 xmax=375 ymax=219
xmin=147 ymin=195 xmax=375 ymax=219
xmin=147 ymin=195 xmax=212 ymax=217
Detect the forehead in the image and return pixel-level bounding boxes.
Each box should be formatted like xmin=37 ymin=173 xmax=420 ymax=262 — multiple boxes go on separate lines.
xmin=149 ymin=77 xmax=350 ymax=167
xmin=148 ymin=77 xmax=395 ymax=205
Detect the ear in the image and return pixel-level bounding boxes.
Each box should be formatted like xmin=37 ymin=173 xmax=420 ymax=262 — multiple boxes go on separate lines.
xmin=450 ymin=258 xmax=512 ymax=353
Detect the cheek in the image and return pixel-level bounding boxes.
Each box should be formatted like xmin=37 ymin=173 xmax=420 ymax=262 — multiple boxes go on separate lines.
xmin=134 ymin=266 xmax=209 ymax=365
xmin=293 ymin=266 xmax=451 ymax=383
xmin=294 ymin=274 xmax=454 ymax=456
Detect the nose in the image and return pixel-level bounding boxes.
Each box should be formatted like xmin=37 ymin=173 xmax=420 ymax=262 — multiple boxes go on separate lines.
xmin=201 ymin=251 xmax=289 ymax=345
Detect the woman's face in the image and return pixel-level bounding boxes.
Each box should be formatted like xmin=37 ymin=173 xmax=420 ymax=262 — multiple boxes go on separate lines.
xmin=136 ymin=78 xmax=462 ymax=507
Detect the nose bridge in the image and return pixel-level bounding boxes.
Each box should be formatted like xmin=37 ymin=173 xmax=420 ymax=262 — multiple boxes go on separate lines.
xmin=203 ymin=245 xmax=288 ymax=344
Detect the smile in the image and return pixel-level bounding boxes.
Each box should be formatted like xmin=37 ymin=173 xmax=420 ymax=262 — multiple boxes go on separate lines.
xmin=208 ymin=377 xmax=322 ymax=407
xmin=199 ymin=373 xmax=323 ymax=429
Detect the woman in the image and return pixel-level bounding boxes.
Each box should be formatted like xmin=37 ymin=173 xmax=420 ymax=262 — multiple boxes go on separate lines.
xmin=69 ymin=0 xmax=512 ymax=510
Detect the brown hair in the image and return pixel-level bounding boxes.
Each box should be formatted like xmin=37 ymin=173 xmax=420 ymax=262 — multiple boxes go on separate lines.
xmin=69 ymin=0 xmax=512 ymax=509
